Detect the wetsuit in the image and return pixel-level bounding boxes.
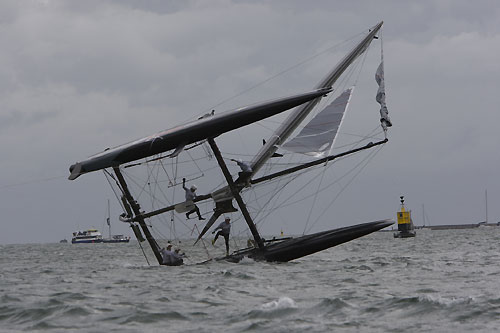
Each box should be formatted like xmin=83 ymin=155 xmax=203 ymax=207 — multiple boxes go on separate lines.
xmin=213 ymin=221 xmax=231 ymax=254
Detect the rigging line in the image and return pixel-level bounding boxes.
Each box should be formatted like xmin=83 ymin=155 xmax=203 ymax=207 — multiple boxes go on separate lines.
xmin=263 ymin=146 xmax=380 ymax=212
xmin=125 ymin=162 xmax=154 ymax=200
xmin=103 ymin=169 xmax=127 ymax=213
xmin=136 ymin=237 xmax=151 ymax=266
xmin=124 ymin=153 xmax=214 ymax=169
xmin=149 ymin=162 xmax=175 ymax=208
xmin=352 ymin=38 xmax=372 ymax=87
xmin=185 ymin=149 xmax=205 ymax=177
xmin=191 ymin=224 xmax=212 ymax=259
xmin=305 ymin=145 xmax=382 ymax=234
xmin=253 ymin=170 xmax=320 ymax=224
xmin=170 ymin=157 xmax=178 ymax=242
xmin=251 ymin=172 xmax=299 ymax=228
xmin=302 ymin=162 xmax=330 ymax=235
xmin=151 ymin=157 xmax=173 ymax=189
xmin=122 ymin=162 xmax=169 ymax=205
xmin=0 ymin=174 xmax=66 ymax=189
xmin=339 ymin=130 xmax=384 ymax=142
xmin=119 ymin=169 xmax=152 ymax=203
xmin=102 ymin=170 xmax=152 ymax=265
xmin=201 ymin=32 xmax=365 ymax=116
xmin=304 ymin=144 xmax=385 ymax=234
xmin=380 ymin=26 xmax=384 ymax=63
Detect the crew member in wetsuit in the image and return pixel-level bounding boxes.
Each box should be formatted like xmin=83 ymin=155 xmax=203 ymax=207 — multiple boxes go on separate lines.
xmin=212 ymin=217 xmax=231 ymax=256
xmin=183 ymin=178 xmax=205 ymax=220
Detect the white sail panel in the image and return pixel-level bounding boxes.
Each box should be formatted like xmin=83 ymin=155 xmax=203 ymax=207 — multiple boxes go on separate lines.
xmin=375 ymin=61 xmax=392 ymax=130
xmin=281 ymin=88 xmax=353 ymax=157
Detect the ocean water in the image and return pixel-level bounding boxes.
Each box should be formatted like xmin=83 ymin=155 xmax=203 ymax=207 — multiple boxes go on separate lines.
xmin=1 ymin=227 xmax=500 ymax=332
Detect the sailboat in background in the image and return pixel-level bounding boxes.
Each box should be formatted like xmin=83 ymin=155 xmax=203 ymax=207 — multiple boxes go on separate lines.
xmin=69 ymin=22 xmax=393 ymax=265
xmin=102 ymin=199 xmax=130 ymax=243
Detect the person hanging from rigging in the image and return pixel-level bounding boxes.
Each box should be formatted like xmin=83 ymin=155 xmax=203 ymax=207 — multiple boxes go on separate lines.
xmin=212 ymin=217 xmax=231 ymax=256
xmin=231 ymin=158 xmax=252 ymax=186
xmin=183 ymin=178 xmax=205 ymax=220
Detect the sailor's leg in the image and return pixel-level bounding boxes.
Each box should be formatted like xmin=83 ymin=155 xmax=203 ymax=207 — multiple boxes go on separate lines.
xmin=223 ymin=233 xmax=230 ymax=255
xmin=194 ymin=205 xmax=205 ymax=220
xmin=186 ymin=208 xmax=195 ymax=219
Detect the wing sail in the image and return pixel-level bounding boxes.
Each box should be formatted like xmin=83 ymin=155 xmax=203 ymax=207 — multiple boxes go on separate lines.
xmin=281 ymin=88 xmax=353 ymax=157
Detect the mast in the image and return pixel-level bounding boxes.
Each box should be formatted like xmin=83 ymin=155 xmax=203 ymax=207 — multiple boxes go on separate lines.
xmin=485 ymin=189 xmax=488 ymax=223
xmin=250 ymin=22 xmax=383 ymax=175
xmin=107 ymin=199 xmax=111 ymax=238
xmin=422 ymin=204 xmax=425 ymax=227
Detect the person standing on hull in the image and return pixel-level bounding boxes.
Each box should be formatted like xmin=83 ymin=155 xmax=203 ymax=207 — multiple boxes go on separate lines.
xmin=231 ymin=158 xmax=252 ymax=186
xmin=212 ymin=217 xmax=231 ymax=256
xmin=183 ymin=178 xmax=205 ymax=220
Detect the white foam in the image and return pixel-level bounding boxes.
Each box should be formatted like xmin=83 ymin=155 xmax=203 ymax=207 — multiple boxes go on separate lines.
xmin=239 ymin=257 xmax=255 ymax=264
xmin=419 ymin=294 xmax=475 ymax=306
xmin=261 ymin=296 xmax=297 ymax=310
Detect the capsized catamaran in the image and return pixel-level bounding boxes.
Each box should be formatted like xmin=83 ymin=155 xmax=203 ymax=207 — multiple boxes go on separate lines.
xmin=69 ymin=21 xmax=393 ymax=265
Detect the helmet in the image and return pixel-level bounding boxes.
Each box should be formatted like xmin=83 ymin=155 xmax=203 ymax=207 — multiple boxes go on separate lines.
xmin=190 ymin=185 xmax=197 ymax=191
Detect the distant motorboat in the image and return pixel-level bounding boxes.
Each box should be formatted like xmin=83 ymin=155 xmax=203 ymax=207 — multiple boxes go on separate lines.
xmin=72 ymin=229 xmax=103 ymax=244
xmin=59 ymin=239 xmax=68 ymax=243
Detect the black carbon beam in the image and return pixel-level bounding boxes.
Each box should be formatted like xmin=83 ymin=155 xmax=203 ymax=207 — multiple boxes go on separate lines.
xmin=207 ymin=138 xmax=265 ymax=249
xmin=251 ymin=139 xmax=388 ymax=185
xmin=113 ymin=166 xmax=164 ymax=265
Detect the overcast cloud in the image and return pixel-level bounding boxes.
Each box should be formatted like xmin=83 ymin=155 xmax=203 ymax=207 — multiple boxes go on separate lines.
xmin=1 ymin=0 xmax=499 ymax=244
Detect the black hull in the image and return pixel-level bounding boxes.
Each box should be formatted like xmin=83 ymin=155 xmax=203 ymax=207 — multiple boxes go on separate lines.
xmin=224 ymin=219 xmax=393 ymax=263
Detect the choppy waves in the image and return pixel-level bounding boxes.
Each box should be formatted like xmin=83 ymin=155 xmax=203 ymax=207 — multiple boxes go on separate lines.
xmin=1 ymin=229 xmax=500 ymax=332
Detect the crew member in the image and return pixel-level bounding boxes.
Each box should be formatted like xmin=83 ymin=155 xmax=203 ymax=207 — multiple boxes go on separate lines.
xmin=183 ymin=178 xmax=205 ymax=220
xmin=231 ymin=159 xmax=252 ymax=186
xmin=212 ymin=217 xmax=231 ymax=256
xmin=160 ymin=244 xmax=173 ymax=265
xmin=170 ymin=248 xmax=185 ymax=266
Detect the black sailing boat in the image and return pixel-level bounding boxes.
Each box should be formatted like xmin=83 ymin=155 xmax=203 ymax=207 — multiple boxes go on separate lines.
xmin=68 ymin=22 xmax=393 ymax=265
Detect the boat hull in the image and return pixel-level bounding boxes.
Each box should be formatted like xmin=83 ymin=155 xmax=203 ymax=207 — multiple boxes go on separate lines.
xmin=393 ymin=231 xmax=416 ymax=238
xmin=71 ymin=239 xmax=103 ymax=244
xmin=225 ymin=219 xmax=393 ymax=262
xmin=102 ymin=239 xmax=130 ymax=243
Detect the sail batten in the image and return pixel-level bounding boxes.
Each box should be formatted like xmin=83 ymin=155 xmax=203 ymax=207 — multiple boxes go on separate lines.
xmin=281 ymin=87 xmax=353 ymax=157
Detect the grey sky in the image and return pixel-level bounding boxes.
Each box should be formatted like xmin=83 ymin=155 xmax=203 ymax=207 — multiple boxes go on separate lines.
xmin=1 ymin=0 xmax=499 ymax=244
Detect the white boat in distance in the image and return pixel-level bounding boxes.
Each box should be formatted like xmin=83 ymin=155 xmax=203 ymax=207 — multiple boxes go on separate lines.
xmin=71 ymin=229 xmax=103 ymax=244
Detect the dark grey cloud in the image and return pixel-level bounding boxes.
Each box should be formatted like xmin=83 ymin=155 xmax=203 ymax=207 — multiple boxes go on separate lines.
xmin=0 ymin=0 xmax=499 ymax=244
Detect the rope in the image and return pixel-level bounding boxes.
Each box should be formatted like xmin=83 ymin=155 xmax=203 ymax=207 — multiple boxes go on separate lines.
xmin=304 ymin=143 xmax=385 ymax=234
